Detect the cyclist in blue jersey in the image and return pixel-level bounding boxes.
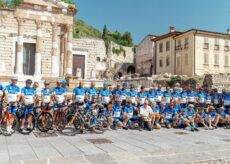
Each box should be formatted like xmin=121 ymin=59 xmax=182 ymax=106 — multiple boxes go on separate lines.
xmin=86 ymin=82 xmax=98 ymax=102
xmin=137 ymin=86 xmax=148 ymax=106
xmin=195 ymin=107 xmax=209 ymax=130
xmin=53 ymin=80 xmax=67 ymax=125
xmin=179 ymin=86 xmax=188 ymax=108
xmin=112 ymin=97 xmax=123 ymax=130
xmin=223 ymin=90 xmax=230 ymax=109
xmin=41 ymin=81 xmax=52 ymax=110
xmin=163 ymin=102 xmax=176 ymax=129
xmin=205 ymin=106 xmax=219 ymax=129
xmin=155 ymin=85 xmax=164 ymax=105
xmin=73 ymin=81 xmax=86 ymax=104
xmin=177 ymin=108 xmax=196 ymax=131
xmin=99 ymin=82 xmax=112 ymax=106
xmin=4 ymin=76 xmax=20 ymax=134
xmin=186 ymin=86 xmax=197 ymax=105
xmin=103 ymin=104 xmax=113 ymax=130
xmin=21 ymin=79 xmax=36 ymax=131
xmin=128 ymin=84 xmax=137 ymax=105
xmin=123 ymin=99 xmax=140 ymax=130
xmin=112 ymin=83 xmax=122 ymax=99
xmin=159 ymin=102 xmax=166 ymax=124
xmin=217 ymin=107 xmax=227 ymax=127
xmin=197 ymin=88 xmax=206 ymax=107
xmin=171 ymin=87 xmax=180 ymax=102
xmin=205 ymin=91 xmax=212 ymax=108
xmin=211 ymin=88 xmax=221 ymax=108
xmin=150 ymin=101 xmax=161 ymax=129
xmin=147 ymin=87 xmax=156 ymax=104
xmin=164 ymin=86 xmax=172 ymax=106
xmin=120 ymin=82 xmax=130 ymax=106
xmin=175 ymin=83 xmax=182 ymax=93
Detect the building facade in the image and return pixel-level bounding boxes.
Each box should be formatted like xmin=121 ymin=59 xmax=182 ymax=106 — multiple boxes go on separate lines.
xmin=135 ymin=35 xmax=156 ymax=76
xmin=154 ymin=27 xmax=230 ymax=77
xmin=0 ymin=0 xmax=135 ymax=82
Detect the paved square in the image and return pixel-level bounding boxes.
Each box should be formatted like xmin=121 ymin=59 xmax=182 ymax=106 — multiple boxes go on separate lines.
xmin=0 ymin=128 xmax=230 ymax=164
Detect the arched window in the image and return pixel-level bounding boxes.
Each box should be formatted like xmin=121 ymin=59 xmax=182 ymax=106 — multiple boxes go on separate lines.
xmin=96 ymin=57 xmax=101 ymax=62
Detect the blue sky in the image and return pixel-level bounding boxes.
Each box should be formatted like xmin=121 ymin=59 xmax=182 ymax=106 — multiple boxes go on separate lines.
xmin=74 ymin=0 xmax=230 ymax=44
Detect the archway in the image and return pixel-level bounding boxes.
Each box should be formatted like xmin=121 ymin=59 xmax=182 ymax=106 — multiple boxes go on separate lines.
xmin=127 ymin=65 xmax=135 ymax=74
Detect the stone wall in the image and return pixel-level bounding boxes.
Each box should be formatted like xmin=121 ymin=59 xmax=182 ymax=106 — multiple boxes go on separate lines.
xmin=72 ymin=38 xmax=107 ymax=79
xmin=110 ymin=41 xmax=134 ymax=68
xmin=0 ymin=9 xmax=60 ymax=76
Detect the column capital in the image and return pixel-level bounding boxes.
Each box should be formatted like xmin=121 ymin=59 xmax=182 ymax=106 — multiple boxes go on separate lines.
xmin=35 ymin=20 xmax=43 ymax=28
xmin=66 ymin=24 xmax=73 ymax=32
xmin=16 ymin=18 xmax=25 ymax=25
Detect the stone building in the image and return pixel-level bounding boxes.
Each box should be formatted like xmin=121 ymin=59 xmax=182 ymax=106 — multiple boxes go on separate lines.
xmin=0 ymin=0 xmax=135 ymax=84
xmin=153 ymin=27 xmax=230 ymax=77
xmin=0 ymin=0 xmax=76 ymax=79
xmin=135 ymin=35 xmax=156 ymax=76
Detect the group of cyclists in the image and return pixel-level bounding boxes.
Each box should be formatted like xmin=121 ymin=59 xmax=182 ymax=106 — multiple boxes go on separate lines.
xmin=0 ymin=76 xmax=230 ymax=135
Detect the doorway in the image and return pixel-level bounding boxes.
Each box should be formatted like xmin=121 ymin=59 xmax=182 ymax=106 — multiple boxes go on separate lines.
xmin=23 ymin=43 xmax=36 ymax=75
xmin=73 ymin=55 xmax=85 ymax=78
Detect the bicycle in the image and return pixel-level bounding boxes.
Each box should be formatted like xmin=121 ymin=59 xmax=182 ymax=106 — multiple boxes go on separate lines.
xmin=66 ymin=104 xmax=105 ymax=134
xmin=17 ymin=104 xmax=36 ymax=135
xmin=37 ymin=104 xmax=53 ymax=132
xmin=0 ymin=104 xmax=18 ymax=136
xmin=54 ymin=103 xmax=68 ymax=132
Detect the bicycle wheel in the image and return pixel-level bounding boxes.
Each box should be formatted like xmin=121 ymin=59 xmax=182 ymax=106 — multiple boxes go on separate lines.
xmin=66 ymin=114 xmax=81 ymax=130
xmin=37 ymin=112 xmax=53 ymax=132
xmin=93 ymin=120 xmax=105 ymax=134
xmin=18 ymin=113 xmax=36 ymax=135
xmin=56 ymin=112 xmax=67 ymax=132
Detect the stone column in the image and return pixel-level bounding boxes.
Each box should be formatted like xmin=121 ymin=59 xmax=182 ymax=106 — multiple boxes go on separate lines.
xmin=60 ymin=33 xmax=65 ymax=76
xmin=34 ymin=20 xmax=42 ymax=76
xmin=51 ymin=23 xmax=58 ymax=76
xmin=65 ymin=24 xmax=73 ymax=75
xmin=15 ymin=18 xmax=24 ymax=75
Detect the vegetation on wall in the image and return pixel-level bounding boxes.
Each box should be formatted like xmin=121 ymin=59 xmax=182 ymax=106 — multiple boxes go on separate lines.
xmin=112 ymin=46 xmax=126 ymax=57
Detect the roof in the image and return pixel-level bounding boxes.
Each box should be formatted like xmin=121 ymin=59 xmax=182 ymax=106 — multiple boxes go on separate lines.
xmin=175 ymin=29 xmax=230 ymax=38
xmin=152 ymin=31 xmax=183 ymax=42
xmin=23 ymin=0 xmax=48 ymax=6
xmin=138 ymin=34 xmax=157 ymax=46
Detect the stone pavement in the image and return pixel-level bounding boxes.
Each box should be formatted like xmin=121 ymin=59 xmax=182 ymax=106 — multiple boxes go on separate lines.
xmin=0 ymin=128 xmax=230 ymax=164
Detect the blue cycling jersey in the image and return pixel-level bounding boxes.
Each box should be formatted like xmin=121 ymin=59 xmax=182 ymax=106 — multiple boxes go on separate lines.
xmin=86 ymin=102 xmax=98 ymax=111
xmin=152 ymin=106 xmax=160 ymax=113
xmin=53 ymin=87 xmax=67 ymax=103
xmin=0 ymin=84 xmax=3 ymax=91
xmin=113 ymin=89 xmax=122 ymax=96
xmin=137 ymin=91 xmax=148 ymax=105
xmin=120 ymin=89 xmax=130 ymax=100
xmin=123 ymin=105 xmax=135 ymax=117
xmin=100 ymin=89 xmax=112 ymax=104
xmin=164 ymin=91 xmax=172 ymax=102
xmin=86 ymin=88 xmax=98 ymax=101
xmin=73 ymin=87 xmax=86 ymax=103
xmin=112 ymin=104 xmax=122 ymax=117
xmin=187 ymin=109 xmax=196 ymax=117
xmin=171 ymin=92 xmax=180 ymax=101
xmin=41 ymin=88 xmax=52 ymax=103
xmin=197 ymin=92 xmax=206 ymax=103
xmin=5 ymin=84 xmax=20 ymax=102
xmin=147 ymin=91 xmax=156 ymax=102
xmin=21 ymin=87 xmax=35 ymax=104
xmin=179 ymin=113 xmax=189 ymax=119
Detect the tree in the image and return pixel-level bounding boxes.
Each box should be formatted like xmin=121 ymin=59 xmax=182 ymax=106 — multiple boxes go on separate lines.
xmin=0 ymin=0 xmax=8 ymax=8
xmin=102 ymin=25 xmax=109 ymax=39
xmin=121 ymin=32 xmax=133 ymax=46
xmin=10 ymin=0 xmax=22 ymax=8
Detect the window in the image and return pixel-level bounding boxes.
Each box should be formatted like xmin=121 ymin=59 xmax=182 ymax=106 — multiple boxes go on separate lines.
xmin=176 ymin=40 xmax=182 ymax=50
xmin=225 ymin=55 xmax=229 ymax=66
xmin=166 ymin=57 xmax=170 ymax=66
xmin=225 ymin=40 xmax=229 ymax=51
xmin=96 ymin=57 xmax=101 ymax=62
xmin=159 ymin=59 xmax=163 ymax=67
xmin=177 ymin=56 xmax=180 ymax=68
xmin=185 ymin=53 xmax=188 ymax=64
xmin=214 ymin=54 xmax=219 ymax=65
xmin=166 ymin=41 xmax=170 ymax=51
xmin=159 ymin=43 xmax=163 ymax=53
xmin=184 ymin=38 xmax=189 ymax=48
xmin=203 ymin=37 xmax=209 ymax=49
xmin=204 ymin=53 xmax=209 ymax=65
xmin=214 ymin=39 xmax=219 ymax=50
